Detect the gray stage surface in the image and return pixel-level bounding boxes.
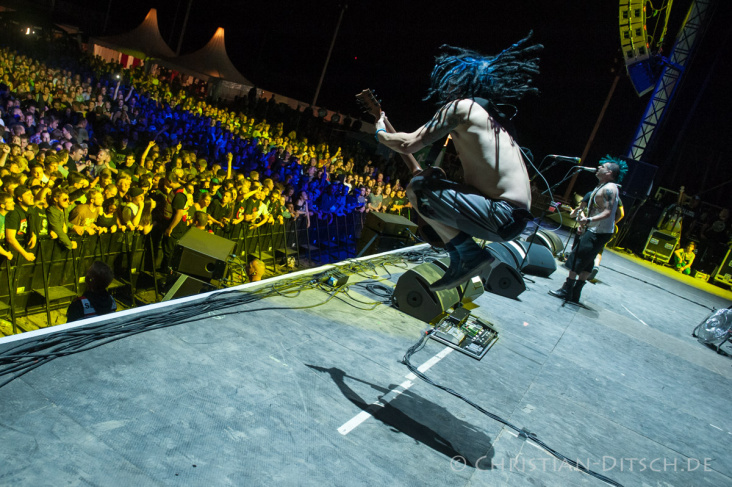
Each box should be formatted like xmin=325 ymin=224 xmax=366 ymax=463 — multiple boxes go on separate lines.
xmin=1 ymin=243 xmax=731 ymax=487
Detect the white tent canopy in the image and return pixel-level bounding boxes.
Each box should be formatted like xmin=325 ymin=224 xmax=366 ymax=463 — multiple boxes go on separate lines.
xmin=155 ymin=27 xmax=253 ymax=86
xmin=90 ymin=9 xmax=175 ymax=63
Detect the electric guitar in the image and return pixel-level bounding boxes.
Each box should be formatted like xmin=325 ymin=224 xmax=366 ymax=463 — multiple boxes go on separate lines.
xmin=356 ymin=88 xmax=446 ymax=247
xmin=576 ymin=208 xmax=588 ymax=235
xmin=575 ymin=208 xmax=620 ymax=237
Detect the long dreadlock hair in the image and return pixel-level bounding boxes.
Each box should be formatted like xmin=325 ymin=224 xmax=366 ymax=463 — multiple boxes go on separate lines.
xmin=423 ymin=31 xmax=544 ymax=107
xmin=599 ymin=154 xmax=629 ymax=184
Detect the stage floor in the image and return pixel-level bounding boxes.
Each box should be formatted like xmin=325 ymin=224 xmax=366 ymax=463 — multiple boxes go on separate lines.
xmin=0 ymin=239 xmax=730 ymax=487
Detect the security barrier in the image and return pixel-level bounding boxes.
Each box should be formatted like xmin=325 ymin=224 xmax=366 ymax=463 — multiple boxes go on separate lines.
xmin=0 ymin=212 xmax=375 ymax=335
xmin=0 ymin=231 xmax=148 ymax=335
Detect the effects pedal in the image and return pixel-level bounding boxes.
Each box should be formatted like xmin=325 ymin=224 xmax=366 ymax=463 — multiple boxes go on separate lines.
xmin=429 ymin=307 xmax=499 ymax=360
xmin=314 ymin=269 xmax=350 ymax=287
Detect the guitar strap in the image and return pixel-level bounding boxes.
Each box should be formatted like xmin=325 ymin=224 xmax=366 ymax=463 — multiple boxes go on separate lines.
xmin=473 ymin=97 xmax=518 ymax=140
xmin=587 ymin=183 xmax=608 ymax=220
xmin=423 ymin=136 xmax=446 ymax=166
xmin=422 ymin=97 xmax=517 ymax=167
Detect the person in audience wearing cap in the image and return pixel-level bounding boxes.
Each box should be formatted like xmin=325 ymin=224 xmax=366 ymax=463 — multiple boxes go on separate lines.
xmin=66 ymin=261 xmax=117 ymax=322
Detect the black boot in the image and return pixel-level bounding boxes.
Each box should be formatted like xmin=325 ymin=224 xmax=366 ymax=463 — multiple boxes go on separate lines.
xmin=429 ymin=234 xmax=494 ymax=291
xmin=429 ymin=242 xmax=461 ymax=290
xmin=569 ymin=280 xmax=586 ymax=303
xmin=549 ymin=278 xmax=575 ymax=300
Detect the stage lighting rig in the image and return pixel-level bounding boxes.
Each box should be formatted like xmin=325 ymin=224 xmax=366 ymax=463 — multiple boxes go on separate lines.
xmin=619 ymin=0 xmax=679 ymax=96
xmin=619 ymin=0 xmax=655 ymax=95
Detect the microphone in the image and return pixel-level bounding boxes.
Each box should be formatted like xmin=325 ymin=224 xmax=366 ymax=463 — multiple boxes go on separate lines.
xmin=576 ymin=166 xmax=597 ymax=172
xmin=548 ymin=154 xmax=582 ymax=164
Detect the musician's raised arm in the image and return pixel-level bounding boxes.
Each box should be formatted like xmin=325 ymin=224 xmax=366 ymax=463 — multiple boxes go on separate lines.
xmin=375 ymin=101 xmax=465 ymax=154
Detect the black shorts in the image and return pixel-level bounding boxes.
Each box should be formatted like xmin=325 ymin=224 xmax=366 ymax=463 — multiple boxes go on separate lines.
xmin=410 ymin=172 xmax=533 ymax=242
xmin=567 ymin=231 xmax=613 ymax=273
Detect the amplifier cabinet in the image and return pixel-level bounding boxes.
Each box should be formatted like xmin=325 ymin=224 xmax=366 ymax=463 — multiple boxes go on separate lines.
xmin=642 ymin=229 xmax=678 ymax=264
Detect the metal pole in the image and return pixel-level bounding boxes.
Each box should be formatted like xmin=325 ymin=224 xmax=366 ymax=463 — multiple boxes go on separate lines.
xmin=562 ymin=73 xmax=620 ymax=201
xmin=5 ymin=260 xmax=17 ymax=335
xmin=168 ymin=0 xmax=183 ymax=47
xmin=176 ymin=0 xmax=194 ymax=56
xmin=103 ymin=0 xmax=113 ymax=34
xmin=312 ymin=2 xmax=347 ymax=107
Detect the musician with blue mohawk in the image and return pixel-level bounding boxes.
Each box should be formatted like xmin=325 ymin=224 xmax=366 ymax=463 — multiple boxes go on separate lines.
xmin=550 ymin=155 xmax=627 ymax=304
xmin=375 ymin=33 xmax=542 ymax=291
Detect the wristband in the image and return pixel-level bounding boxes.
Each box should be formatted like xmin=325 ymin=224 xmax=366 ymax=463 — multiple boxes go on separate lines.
xmin=375 ymin=128 xmax=386 ymax=141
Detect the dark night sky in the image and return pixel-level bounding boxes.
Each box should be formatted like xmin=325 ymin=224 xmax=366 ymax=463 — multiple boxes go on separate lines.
xmin=33 ymin=0 xmax=732 ymax=205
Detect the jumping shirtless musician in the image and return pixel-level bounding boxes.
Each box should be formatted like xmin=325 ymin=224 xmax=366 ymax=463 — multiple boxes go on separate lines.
xmin=374 ymin=34 xmax=543 ymax=290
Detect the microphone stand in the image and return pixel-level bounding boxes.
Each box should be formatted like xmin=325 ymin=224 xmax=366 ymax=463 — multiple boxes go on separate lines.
xmin=532 ymin=155 xmax=562 ymax=179
xmin=518 ymin=166 xmax=587 ymax=276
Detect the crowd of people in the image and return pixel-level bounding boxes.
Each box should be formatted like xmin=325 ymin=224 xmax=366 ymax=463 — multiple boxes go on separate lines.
xmin=1 ymin=28 xmax=728 ymax=329
xmin=0 ymin=43 xmax=417 ymax=287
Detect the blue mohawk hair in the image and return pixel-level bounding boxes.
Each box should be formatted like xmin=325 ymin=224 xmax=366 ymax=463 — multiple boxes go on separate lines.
xmin=599 ymin=154 xmax=629 ymax=184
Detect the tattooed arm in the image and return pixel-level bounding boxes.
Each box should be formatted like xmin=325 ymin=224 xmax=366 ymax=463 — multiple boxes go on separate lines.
xmin=582 ymin=184 xmax=619 ymax=224
xmin=375 ymin=100 xmax=465 ymax=154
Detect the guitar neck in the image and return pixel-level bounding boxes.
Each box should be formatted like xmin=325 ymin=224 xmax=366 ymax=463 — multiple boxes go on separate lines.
xmin=381 ymin=118 xmax=422 ymax=174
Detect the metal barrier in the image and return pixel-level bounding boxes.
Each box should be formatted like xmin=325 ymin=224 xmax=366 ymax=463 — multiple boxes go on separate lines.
xmin=0 ymin=214 xmax=367 ymax=334
xmin=0 ymin=231 xmax=148 ymax=334
xmin=222 ymin=213 xmax=365 ymax=279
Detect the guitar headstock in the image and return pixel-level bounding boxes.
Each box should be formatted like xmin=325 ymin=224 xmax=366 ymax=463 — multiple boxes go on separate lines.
xmin=356 ymin=89 xmax=382 ymax=120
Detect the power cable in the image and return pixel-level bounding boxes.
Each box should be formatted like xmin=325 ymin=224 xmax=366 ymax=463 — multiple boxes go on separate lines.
xmin=0 ymin=253 xmax=419 ymax=389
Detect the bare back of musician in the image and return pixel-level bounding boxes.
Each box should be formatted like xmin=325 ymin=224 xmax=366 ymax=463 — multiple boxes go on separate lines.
xmin=442 ymin=99 xmax=531 ymax=209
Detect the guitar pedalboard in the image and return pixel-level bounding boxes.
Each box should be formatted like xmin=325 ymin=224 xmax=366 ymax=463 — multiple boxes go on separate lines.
xmin=429 ymin=307 xmax=499 ymax=360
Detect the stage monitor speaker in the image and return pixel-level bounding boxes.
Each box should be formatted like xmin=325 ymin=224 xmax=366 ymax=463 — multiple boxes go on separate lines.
xmin=514 ymin=240 xmax=557 ymax=277
xmin=485 ymin=241 xmax=521 ymax=269
xmin=479 ymin=261 xmax=526 ymax=300
xmin=431 ymin=258 xmax=484 ymax=303
xmin=171 ymin=228 xmax=235 ymax=281
xmin=487 ymin=240 xmax=556 ymax=277
xmin=642 ymin=229 xmax=678 ymax=264
xmin=393 ymin=262 xmax=460 ymax=323
xmin=162 ymin=273 xmax=216 ymax=301
xmin=525 ymin=230 xmax=564 ymax=256
xmin=356 ymin=227 xmax=413 ymax=256
xmin=364 ymin=212 xmax=418 ymax=236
